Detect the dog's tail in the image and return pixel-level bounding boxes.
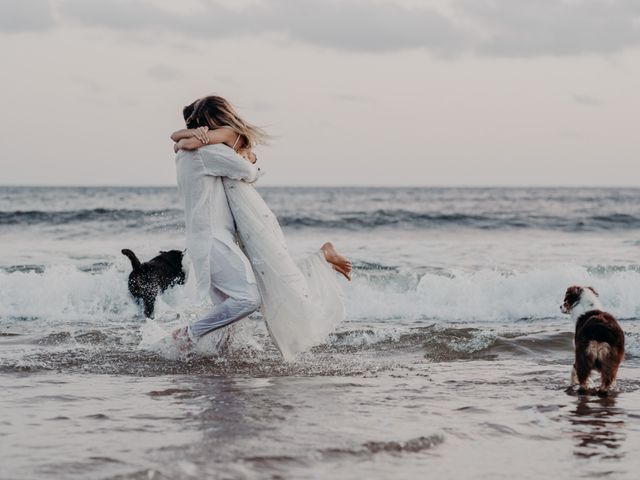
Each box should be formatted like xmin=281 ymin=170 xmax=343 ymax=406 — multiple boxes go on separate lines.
xmin=586 ymin=341 xmax=612 ymax=361
xmin=121 ymin=249 xmax=141 ymax=270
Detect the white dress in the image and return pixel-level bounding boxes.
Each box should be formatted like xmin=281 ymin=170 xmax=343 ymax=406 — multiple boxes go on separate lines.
xmin=222 ymin=178 xmax=346 ymax=360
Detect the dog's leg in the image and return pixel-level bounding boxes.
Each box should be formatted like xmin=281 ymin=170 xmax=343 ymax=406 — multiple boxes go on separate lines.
xmin=598 ymin=368 xmax=611 ymax=397
xmin=575 ymin=358 xmax=591 ymax=394
xmin=598 ymin=363 xmax=619 ymax=397
xmin=570 ymin=364 xmax=579 ymax=386
xmin=143 ymin=297 xmax=156 ymax=319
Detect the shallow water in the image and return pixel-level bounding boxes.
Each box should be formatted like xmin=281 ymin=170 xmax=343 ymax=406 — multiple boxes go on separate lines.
xmin=2 ymin=186 xmax=640 ymax=479
xmin=4 ymin=359 xmax=640 ymax=479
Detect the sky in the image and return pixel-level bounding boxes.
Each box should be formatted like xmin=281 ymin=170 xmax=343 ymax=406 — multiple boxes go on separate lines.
xmin=0 ymin=0 xmax=639 ymax=186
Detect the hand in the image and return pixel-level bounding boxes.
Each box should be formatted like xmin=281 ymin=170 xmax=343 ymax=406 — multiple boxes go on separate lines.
xmin=194 ymin=126 xmax=209 ymax=144
xmin=240 ymin=149 xmax=257 ymax=164
xmin=170 ymin=128 xmax=199 ymax=142
xmin=173 ymin=139 xmax=187 ymax=153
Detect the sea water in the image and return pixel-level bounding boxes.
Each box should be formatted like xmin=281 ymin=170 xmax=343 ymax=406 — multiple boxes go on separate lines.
xmin=2 ymin=186 xmax=640 ymax=479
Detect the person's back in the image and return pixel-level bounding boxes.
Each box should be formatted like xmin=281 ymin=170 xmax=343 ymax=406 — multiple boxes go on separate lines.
xmin=175 ymin=144 xmax=259 ymax=301
xmin=176 ymin=146 xmax=237 ymax=245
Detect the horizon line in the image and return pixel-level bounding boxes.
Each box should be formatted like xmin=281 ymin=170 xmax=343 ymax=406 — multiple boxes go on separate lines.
xmin=1 ymin=184 xmax=640 ymax=189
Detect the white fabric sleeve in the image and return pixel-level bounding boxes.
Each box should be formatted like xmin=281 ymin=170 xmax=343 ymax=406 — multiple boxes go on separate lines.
xmin=199 ymin=146 xmax=259 ymax=182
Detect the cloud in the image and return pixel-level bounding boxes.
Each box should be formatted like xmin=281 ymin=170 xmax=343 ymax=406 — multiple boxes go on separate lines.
xmin=266 ymin=0 xmax=466 ymax=53
xmin=73 ymin=76 xmax=107 ymax=93
xmin=573 ymin=94 xmax=602 ymax=107
xmin=333 ymin=93 xmax=375 ymax=104
xmin=0 ymin=0 xmax=55 ymax=32
xmin=146 ymin=64 xmax=182 ymax=81
xmin=57 ymin=0 xmax=467 ymax=54
xmin=4 ymin=0 xmax=640 ymax=57
xmin=457 ymin=0 xmax=640 ymax=56
xmin=246 ymin=100 xmax=276 ymax=112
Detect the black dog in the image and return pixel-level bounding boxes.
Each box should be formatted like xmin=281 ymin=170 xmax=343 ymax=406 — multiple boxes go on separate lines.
xmin=122 ymin=249 xmax=186 ymax=318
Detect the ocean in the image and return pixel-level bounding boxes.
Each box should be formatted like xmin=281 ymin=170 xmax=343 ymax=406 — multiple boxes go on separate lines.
xmin=2 ymin=186 xmax=640 ymax=479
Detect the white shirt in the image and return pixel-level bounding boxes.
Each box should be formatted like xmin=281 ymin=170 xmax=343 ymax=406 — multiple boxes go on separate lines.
xmin=175 ymin=144 xmax=259 ymax=300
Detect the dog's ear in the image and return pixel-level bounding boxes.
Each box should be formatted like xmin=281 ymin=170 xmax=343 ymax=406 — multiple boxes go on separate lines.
xmin=587 ymin=286 xmax=599 ymax=297
xmin=565 ymin=285 xmax=583 ymax=297
xmin=564 ymin=285 xmax=583 ymax=305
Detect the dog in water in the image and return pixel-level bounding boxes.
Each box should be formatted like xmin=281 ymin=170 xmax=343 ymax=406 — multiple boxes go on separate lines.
xmin=561 ymin=285 xmax=624 ymax=396
xmin=122 ymin=249 xmax=186 ymax=318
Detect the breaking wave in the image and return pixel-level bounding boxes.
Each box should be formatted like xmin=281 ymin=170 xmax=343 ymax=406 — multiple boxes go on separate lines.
xmin=2 ymin=263 xmax=640 ymax=328
xmin=346 ymin=264 xmax=640 ymax=322
xmin=3 ymin=256 xmax=640 ymax=377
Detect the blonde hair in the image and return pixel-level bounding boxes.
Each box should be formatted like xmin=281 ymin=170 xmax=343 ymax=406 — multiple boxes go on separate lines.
xmin=183 ymin=95 xmax=269 ymax=150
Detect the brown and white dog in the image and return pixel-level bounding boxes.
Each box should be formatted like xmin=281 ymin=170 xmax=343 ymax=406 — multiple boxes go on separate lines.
xmin=561 ymin=286 xmax=624 ymax=396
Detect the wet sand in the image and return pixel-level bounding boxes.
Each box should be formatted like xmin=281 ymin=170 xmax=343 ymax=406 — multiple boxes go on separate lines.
xmin=3 ymin=329 xmax=640 ymax=480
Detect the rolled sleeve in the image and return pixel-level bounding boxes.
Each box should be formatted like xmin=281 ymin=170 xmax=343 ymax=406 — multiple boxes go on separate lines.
xmin=199 ymin=145 xmax=259 ymax=182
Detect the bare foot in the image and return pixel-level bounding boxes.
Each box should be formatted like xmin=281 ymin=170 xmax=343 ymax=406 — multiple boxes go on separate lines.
xmin=321 ymin=242 xmax=352 ymax=281
xmin=172 ymin=326 xmax=194 ymax=353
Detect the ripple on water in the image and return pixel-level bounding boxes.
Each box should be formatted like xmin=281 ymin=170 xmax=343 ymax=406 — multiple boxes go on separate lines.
xmin=362 ymin=434 xmax=444 ymax=453
xmin=148 ymin=388 xmax=193 ymax=397
xmin=242 ymin=434 xmax=445 ymax=470
xmin=481 ymin=422 xmax=521 ymax=436
xmin=85 ymin=413 xmax=109 ymax=420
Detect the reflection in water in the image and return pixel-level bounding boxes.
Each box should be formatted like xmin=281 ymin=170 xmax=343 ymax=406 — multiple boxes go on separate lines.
xmin=569 ymin=394 xmax=626 ymax=460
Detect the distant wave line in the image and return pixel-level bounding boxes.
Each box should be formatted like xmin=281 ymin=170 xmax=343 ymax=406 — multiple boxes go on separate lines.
xmin=0 ymin=208 xmax=182 ymax=225
xmin=2 ymin=208 xmax=640 ymax=231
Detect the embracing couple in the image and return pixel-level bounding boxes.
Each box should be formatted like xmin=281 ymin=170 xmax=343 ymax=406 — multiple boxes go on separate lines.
xmin=171 ymin=95 xmax=351 ymax=359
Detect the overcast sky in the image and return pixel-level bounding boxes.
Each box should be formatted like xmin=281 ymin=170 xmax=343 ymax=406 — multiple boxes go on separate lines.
xmin=1 ymin=0 xmax=639 ymax=186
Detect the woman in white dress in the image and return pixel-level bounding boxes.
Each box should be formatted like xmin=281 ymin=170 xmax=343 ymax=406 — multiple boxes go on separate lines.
xmin=171 ymin=96 xmax=351 ymax=359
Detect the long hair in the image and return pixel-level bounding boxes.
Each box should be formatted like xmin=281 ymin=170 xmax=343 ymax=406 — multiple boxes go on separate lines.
xmin=182 ymin=95 xmax=269 ymax=150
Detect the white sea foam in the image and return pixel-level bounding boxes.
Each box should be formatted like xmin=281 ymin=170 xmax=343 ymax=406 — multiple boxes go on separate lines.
xmin=0 ymin=265 xmax=138 ymax=323
xmin=138 ymin=317 xmax=265 ymax=359
xmin=345 ymin=265 xmax=640 ymax=322
xmin=2 ymin=264 xmax=640 ymax=329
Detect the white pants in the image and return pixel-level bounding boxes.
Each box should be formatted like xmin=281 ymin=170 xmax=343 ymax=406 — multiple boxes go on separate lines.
xmin=188 ymin=239 xmax=261 ymax=340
